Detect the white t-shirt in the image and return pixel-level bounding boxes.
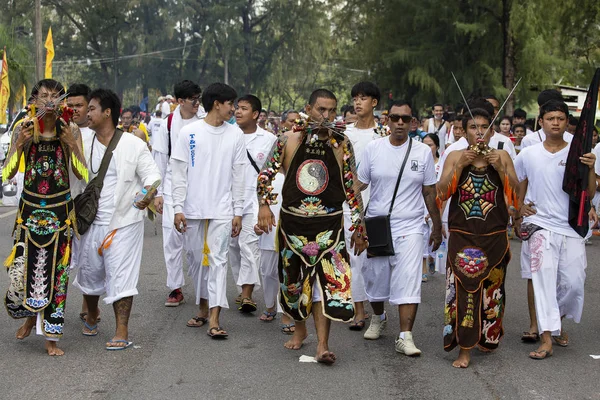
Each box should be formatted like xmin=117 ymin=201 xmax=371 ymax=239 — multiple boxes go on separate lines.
xmin=345 ymin=123 xmax=384 ymax=207
xmin=160 ymin=102 xmax=171 ymax=119
xmin=171 ymin=119 xmax=247 ymax=219
xmin=514 ymin=142 xmax=578 ymax=237
xmin=147 ymin=117 xmax=163 ymax=141
xmin=522 ymin=129 xmax=573 ymax=148
xmin=427 ymin=118 xmax=448 ymax=150
xmin=358 ymin=137 xmax=436 ymax=238
xmin=90 ymin=137 xmax=117 ymax=225
xmin=243 ymin=126 xmax=277 ymax=215
xmin=489 ymin=132 xmax=517 ymax=159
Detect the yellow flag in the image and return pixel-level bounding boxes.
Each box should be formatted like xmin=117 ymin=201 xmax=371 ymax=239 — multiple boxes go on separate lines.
xmin=0 ymin=48 xmax=9 ymax=124
xmin=44 ymin=27 xmax=54 ymax=79
xmin=21 ymin=84 xmax=26 ymax=108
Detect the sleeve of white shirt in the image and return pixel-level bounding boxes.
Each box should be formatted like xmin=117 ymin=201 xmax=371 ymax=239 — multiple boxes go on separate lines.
xmin=357 ymin=143 xmax=371 ymax=185
xmin=171 ymin=127 xmax=190 ymax=214
xmin=152 ymin=119 xmax=168 ymax=155
xmin=503 ymin=139 xmax=517 ymax=160
xmin=423 ymin=150 xmax=437 ymax=186
xmin=514 ymin=151 xmax=527 ymax=182
xmin=152 ymin=151 xmax=169 ymax=196
xmin=135 ymin=143 xmax=162 ymax=188
xmin=232 ymin=132 xmax=247 ymax=217
xmin=593 ymin=144 xmax=600 ymax=175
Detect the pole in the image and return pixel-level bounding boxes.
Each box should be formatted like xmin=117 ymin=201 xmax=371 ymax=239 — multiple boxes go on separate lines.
xmin=224 ymin=53 xmax=229 ymax=85
xmin=35 ymin=0 xmax=43 ymax=81
xmin=113 ymin=34 xmax=118 ymax=92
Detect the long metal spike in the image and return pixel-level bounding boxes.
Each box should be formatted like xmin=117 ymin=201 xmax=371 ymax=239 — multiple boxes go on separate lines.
xmin=451 ymin=72 xmax=476 ymax=124
xmin=482 ymin=77 xmax=523 ymax=137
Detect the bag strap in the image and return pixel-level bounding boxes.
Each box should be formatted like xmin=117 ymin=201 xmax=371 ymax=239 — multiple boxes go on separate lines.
xmin=91 ymin=128 xmax=124 ymax=190
xmin=387 ymin=138 xmax=413 ymax=215
xmin=247 ymin=150 xmax=260 ymax=174
xmin=167 ymin=112 xmax=174 ymax=158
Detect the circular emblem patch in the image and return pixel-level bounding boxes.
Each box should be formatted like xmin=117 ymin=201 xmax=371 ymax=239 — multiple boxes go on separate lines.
xmin=296 ymin=159 xmax=329 ymax=195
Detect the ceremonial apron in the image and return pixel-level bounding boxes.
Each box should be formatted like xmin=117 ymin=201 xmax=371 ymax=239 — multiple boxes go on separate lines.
xmin=443 ymin=165 xmax=510 ymax=351
xmin=5 ymin=138 xmax=75 ymax=338
xmin=277 ymin=138 xmax=354 ymax=322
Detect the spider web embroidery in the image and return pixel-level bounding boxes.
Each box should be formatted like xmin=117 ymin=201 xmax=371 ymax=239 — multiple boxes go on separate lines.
xmin=458 ymin=173 xmax=498 ymax=220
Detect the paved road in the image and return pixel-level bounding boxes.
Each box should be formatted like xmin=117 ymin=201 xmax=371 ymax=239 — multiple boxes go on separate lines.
xmin=1 ymin=207 xmax=599 ymax=400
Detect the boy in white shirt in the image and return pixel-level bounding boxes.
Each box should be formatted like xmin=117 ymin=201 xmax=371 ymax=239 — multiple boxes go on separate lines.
xmin=515 ymin=99 xmax=596 ymax=360
xmin=171 ymin=83 xmax=246 ymax=339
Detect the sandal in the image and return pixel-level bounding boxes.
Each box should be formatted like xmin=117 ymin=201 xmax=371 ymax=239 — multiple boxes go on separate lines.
xmin=281 ymin=323 xmax=295 ymax=335
xmin=259 ymin=310 xmax=277 ymax=322
xmin=186 ymin=316 xmax=207 ymax=328
xmin=553 ymin=332 xmax=569 ymax=347
xmin=521 ymin=331 xmax=540 ymax=343
xmin=349 ymin=319 xmax=365 ymax=331
xmin=529 ymin=349 xmax=553 ymax=360
xmin=422 ymin=274 xmax=428 ymax=283
xmin=207 ymin=326 xmax=228 ymax=339
xmin=82 ymin=321 xmax=98 ymax=336
xmin=239 ymin=298 xmax=257 ymax=313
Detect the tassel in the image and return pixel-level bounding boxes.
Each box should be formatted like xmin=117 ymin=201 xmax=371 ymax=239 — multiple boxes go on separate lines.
xmin=1 ymin=151 xmax=19 ymax=181
xmin=4 ymin=244 xmax=17 ymax=267
xmin=71 ymin=152 xmax=89 ymax=182
xmin=61 ymin=242 xmax=71 ymax=266
xmin=202 ymin=222 xmax=210 ymax=266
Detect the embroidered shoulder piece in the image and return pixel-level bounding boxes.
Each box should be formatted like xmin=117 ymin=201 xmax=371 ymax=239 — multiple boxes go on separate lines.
xmin=342 ymin=139 xmax=364 ymax=231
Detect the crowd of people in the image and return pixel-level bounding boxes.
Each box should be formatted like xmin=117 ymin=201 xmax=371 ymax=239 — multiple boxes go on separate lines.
xmin=2 ymin=78 xmax=598 ymax=368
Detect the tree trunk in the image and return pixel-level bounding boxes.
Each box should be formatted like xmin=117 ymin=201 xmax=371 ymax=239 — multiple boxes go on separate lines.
xmin=502 ymin=0 xmax=516 ymax=115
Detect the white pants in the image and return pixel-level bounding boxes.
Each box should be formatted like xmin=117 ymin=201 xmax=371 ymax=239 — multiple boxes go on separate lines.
xmin=259 ymin=250 xmax=280 ymax=309
xmin=185 ymin=219 xmax=231 ymax=309
xmin=229 ymin=213 xmax=261 ymax=288
xmin=73 ymin=221 xmax=144 ymax=304
xmin=529 ymin=230 xmax=586 ymax=335
xmin=162 ymin=201 xmax=185 ymax=290
xmin=344 ymin=212 xmax=367 ymax=302
xmin=520 ymin=237 xmax=533 ymax=279
xmin=362 ymin=233 xmax=423 ymax=305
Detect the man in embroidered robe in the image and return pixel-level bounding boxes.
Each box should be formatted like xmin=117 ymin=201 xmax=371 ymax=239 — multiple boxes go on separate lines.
xmin=3 ymin=79 xmax=87 ymax=356
xmin=437 ymin=102 xmax=519 ymax=368
xmin=257 ymin=89 xmax=368 ymax=364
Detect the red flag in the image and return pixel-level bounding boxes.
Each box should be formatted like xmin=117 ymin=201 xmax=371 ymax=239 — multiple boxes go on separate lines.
xmin=562 ymin=68 xmax=600 ymax=237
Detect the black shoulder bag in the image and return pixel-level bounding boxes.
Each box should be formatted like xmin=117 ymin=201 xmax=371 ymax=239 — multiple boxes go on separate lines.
xmin=247 ymin=150 xmax=260 ymax=174
xmin=365 ymin=138 xmax=412 ymax=258
xmin=74 ymin=129 xmax=124 ymax=235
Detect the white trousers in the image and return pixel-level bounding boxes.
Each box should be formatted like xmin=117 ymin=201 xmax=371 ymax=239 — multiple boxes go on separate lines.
xmin=259 ymin=250 xmax=280 ymax=309
xmin=162 ymin=201 xmax=185 ymax=290
xmin=529 ymin=230 xmax=586 ymax=335
xmin=185 ymin=219 xmax=231 ymax=309
xmin=73 ymin=221 xmax=144 ymax=304
xmin=344 ymin=212 xmax=367 ymax=302
xmin=228 ymin=213 xmax=261 ymax=288
xmin=362 ymin=233 xmax=423 ymax=305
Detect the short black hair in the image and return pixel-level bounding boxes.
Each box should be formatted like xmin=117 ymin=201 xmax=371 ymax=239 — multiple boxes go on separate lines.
xmin=388 ymin=100 xmax=412 ymax=114
xmin=202 ymin=83 xmax=237 ymax=113
xmin=539 ymin=99 xmax=568 ymax=119
xmin=155 ymin=110 xmax=162 ymax=117
xmin=423 ymin=133 xmax=440 ymax=158
xmin=67 ymin=83 xmax=91 ymax=99
xmin=308 ymin=89 xmax=337 ymax=106
xmin=465 ymin=97 xmax=495 ymax=117
xmin=237 ymin=94 xmax=262 ymax=114
xmin=483 ymin=94 xmax=498 ymax=103
xmin=174 ymin=80 xmax=201 ymax=101
xmin=121 ymin=107 xmax=134 ymax=116
xmin=343 ymin=106 xmax=355 ymax=118
xmin=350 ymin=81 xmax=381 ymax=104
xmin=513 ymin=108 xmax=527 ymax=119
xmin=513 ymin=123 xmax=526 ymax=132
xmin=500 ymin=116 xmax=512 ymax=125
xmin=432 ymin=103 xmax=443 ymax=109
xmin=89 ymin=88 xmax=121 ymax=127
xmin=462 ymin=108 xmax=492 ymax=130
xmin=537 ymin=89 xmax=564 ymax=106
xmin=32 ymin=79 xmax=65 ymax=98
xmin=282 ymin=110 xmax=299 ymax=121
xmin=568 ymin=115 xmax=579 ymax=126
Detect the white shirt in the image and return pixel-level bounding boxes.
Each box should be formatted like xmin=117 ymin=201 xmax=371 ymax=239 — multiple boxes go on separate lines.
xmin=243 ymin=126 xmax=277 ymax=215
xmin=160 ymin=102 xmax=171 ymax=119
xmin=522 ymin=129 xmax=573 ymax=148
xmin=514 ymin=142 xmax=578 ymax=238
xmin=593 ymin=142 xmax=600 ymax=175
xmin=358 ymin=137 xmax=436 ymax=238
xmin=489 ymin=132 xmax=517 ymax=159
xmin=427 ymin=118 xmax=447 ymax=150
xmin=91 ymin=138 xmax=117 ymax=225
xmin=147 ymin=117 xmax=163 ymax=141
xmin=171 ymin=119 xmax=246 ymax=219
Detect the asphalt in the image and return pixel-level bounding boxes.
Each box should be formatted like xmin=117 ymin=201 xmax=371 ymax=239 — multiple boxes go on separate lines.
xmin=0 ymin=207 xmax=599 ymax=400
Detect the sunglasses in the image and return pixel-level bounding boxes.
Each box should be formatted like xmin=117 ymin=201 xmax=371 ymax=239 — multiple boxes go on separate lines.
xmin=186 ymin=97 xmax=201 ymax=105
xmin=388 ymin=114 xmax=412 ymax=123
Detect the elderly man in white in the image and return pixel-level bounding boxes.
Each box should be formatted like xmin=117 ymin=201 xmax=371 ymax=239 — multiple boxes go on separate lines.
xmin=73 ymin=88 xmax=161 ymax=351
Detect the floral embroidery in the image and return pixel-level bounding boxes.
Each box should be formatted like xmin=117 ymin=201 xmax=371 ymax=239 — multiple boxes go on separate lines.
xmin=26 ymin=209 xmax=60 ymax=235
xmin=455 ymin=247 xmax=489 ymax=278
xmin=287 ymin=230 xmax=334 ymax=264
xmin=529 ymin=232 xmax=544 ymax=273
xmin=321 ymin=243 xmax=353 ymax=310
xmin=37 ymin=179 xmax=50 ymax=194
xmin=26 ymin=248 xmax=50 ymax=309
xmin=288 ymin=196 xmax=335 ymax=216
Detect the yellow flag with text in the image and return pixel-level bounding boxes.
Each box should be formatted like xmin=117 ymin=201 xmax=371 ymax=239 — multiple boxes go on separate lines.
xmin=45 ymin=27 xmax=54 ymax=79
xmin=0 ymin=48 xmax=9 ymax=124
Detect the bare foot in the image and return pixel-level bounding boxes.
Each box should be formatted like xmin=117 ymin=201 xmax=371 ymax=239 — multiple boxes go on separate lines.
xmin=316 ymin=351 xmax=336 ymax=365
xmin=16 ymin=317 xmax=35 ymax=340
xmin=452 ymin=348 xmax=470 ymax=368
xmin=45 ymin=341 xmax=64 ymax=356
xmin=284 ymin=323 xmax=307 ymax=350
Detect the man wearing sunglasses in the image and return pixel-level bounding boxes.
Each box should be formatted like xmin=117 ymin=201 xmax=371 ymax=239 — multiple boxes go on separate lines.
xmin=358 ymin=101 xmax=442 ymax=356
xmin=152 ymin=80 xmax=203 ymax=311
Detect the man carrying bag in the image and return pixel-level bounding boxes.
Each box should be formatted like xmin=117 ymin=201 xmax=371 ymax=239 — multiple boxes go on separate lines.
xmin=357 ymin=101 xmax=441 ymax=356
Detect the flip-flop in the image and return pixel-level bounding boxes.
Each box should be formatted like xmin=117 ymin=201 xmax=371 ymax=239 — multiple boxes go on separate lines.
xmin=207 ymin=327 xmax=228 ymax=339
xmin=529 ymin=349 xmax=553 ymax=360
xmin=553 ymin=332 xmax=569 ymax=347
xmin=82 ymin=321 xmax=98 ymax=336
xmin=239 ymin=298 xmax=257 ymax=313
xmin=281 ymin=323 xmax=295 ymax=335
xmin=349 ymin=319 xmax=365 ymax=331
xmin=106 ymin=340 xmax=133 ymax=351
xmin=521 ymin=331 xmax=540 ymax=343
xmin=186 ymin=316 xmax=207 ymax=328
xmin=259 ymin=311 xmax=277 ymax=322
